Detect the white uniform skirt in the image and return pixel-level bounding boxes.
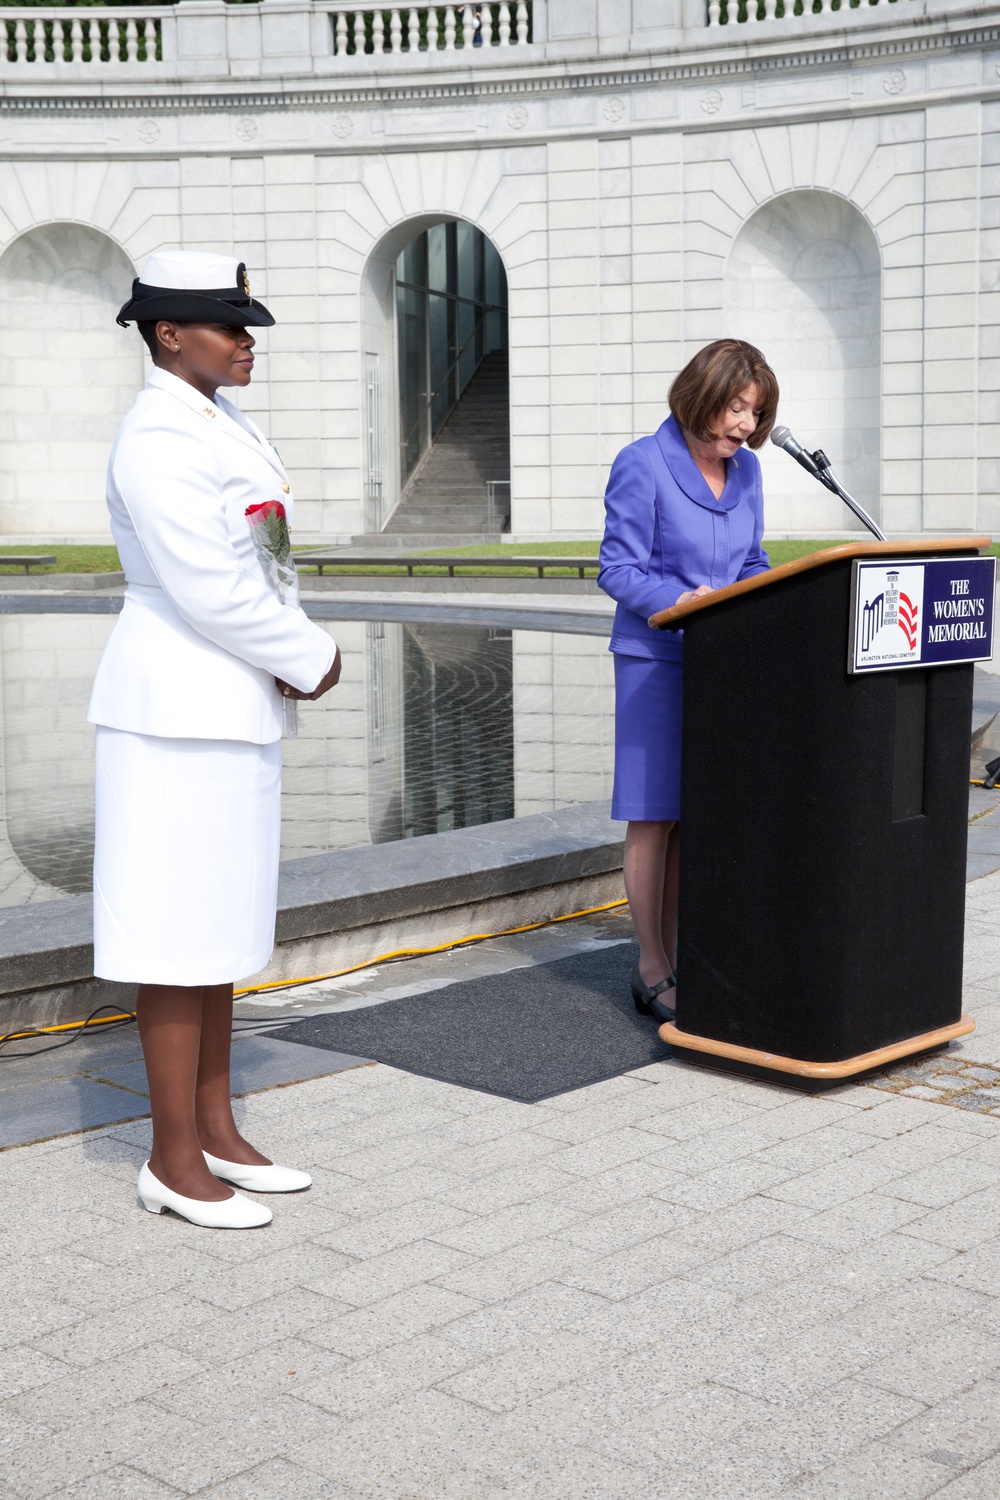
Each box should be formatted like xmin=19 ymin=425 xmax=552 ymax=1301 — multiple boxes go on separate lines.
xmin=93 ymin=726 xmax=282 ymax=986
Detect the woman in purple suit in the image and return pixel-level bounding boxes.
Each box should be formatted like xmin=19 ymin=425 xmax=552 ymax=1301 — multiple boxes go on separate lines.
xmin=598 ymin=340 xmax=779 ymax=1022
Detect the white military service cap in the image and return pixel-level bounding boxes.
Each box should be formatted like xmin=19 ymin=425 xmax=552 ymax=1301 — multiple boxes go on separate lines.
xmin=116 ymin=250 xmax=274 ymax=329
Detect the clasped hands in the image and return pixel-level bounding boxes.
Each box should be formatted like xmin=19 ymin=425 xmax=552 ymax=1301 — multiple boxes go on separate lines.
xmin=675 ymin=584 xmax=713 ymax=607
xmin=276 ymin=645 xmax=342 ymax=703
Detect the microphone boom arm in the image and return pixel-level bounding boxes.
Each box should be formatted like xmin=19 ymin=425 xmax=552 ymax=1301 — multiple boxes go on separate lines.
xmin=770 ymin=427 xmax=886 ymax=543
xmin=811 ymin=448 xmax=886 ymax=542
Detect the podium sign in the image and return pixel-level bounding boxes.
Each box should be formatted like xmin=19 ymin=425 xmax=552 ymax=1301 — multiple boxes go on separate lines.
xmin=849 ymin=555 xmax=996 ymax=674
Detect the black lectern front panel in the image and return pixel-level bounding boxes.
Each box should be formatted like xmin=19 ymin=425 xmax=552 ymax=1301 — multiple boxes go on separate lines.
xmin=676 ymin=555 xmax=972 ymax=1063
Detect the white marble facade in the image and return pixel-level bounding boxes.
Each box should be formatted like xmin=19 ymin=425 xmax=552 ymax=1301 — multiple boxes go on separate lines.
xmin=0 ymin=0 xmax=995 ymax=541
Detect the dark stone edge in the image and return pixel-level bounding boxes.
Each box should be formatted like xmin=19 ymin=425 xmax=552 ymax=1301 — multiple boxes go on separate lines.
xmin=0 ymin=595 xmax=613 ymax=637
xmin=0 ymin=573 xmax=125 ymax=590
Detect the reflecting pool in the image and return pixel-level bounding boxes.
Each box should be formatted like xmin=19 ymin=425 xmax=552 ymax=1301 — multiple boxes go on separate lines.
xmin=0 ymin=610 xmax=614 ymax=905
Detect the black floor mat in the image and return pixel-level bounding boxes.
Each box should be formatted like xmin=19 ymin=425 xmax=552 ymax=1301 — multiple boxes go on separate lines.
xmin=262 ymin=941 xmax=670 ymax=1102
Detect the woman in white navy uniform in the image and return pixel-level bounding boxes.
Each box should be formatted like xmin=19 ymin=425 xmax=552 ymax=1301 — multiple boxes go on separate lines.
xmin=90 ymin=251 xmax=341 ymax=1229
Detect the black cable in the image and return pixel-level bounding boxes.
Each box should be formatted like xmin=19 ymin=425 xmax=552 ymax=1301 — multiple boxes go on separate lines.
xmin=2 ymin=911 xmax=603 ymax=1055
xmin=231 ymin=1018 xmax=299 ymax=1030
xmin=0 ymin=1006 xmax=302 ymax=1060
xmin=0 ymin=1005 xmax=137 ymax=1059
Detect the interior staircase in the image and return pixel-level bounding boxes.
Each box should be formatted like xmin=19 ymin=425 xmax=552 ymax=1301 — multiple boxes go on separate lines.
xmin=385 ymin=350 xmax=510 ymax=535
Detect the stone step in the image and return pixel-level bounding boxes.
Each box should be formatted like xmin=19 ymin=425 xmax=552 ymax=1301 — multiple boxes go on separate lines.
xmin=347 ymin=532 xmax=509 ymax=547
xmin=405 ymin=478 xmax=509 ymax=496
xmin=386 ymin=350 xmax=511 ymax=535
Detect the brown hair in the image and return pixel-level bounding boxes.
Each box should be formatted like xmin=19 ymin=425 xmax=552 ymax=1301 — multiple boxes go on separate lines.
xmin=668 ymin=339 xmax=779 ymax=450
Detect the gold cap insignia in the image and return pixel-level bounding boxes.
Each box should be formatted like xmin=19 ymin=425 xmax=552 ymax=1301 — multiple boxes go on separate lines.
xmin=242 ymin=267 xmax=251 ymax=297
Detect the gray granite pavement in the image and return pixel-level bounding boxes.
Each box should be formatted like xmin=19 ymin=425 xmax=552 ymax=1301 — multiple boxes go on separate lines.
xmin=3 ymin=871 xmax=1000 ymax=1496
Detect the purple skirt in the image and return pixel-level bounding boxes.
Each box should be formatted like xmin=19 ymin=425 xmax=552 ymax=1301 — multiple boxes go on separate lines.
xmin=610 ymin=653 xmax=682 ymax=822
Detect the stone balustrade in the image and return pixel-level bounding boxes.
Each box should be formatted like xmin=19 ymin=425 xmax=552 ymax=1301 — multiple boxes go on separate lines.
xmin=329 ymin=2 xmax=532 ymax=54
xmin=1 ymin=8 xmax=168 ymax=64
xmin=709 ymin=0 xmax=912 ymax=24
xmin=0 ymin=0 xmax=535 ymax=69
xmin=0 ymin=0 xmax=958 ymax=73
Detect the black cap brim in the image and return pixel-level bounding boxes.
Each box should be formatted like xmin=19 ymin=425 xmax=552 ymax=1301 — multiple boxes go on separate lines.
xmin=117 ymin=291 xmax=275 ymax=329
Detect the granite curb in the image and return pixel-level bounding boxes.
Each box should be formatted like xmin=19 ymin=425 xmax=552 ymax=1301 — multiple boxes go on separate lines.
xmin=0 ymin=571 xmax=124 ymax=590
xmin=274 ymin=802 xmax=623 ymax=945
xmin=0 ymin=802 xmax=624 ymax=1025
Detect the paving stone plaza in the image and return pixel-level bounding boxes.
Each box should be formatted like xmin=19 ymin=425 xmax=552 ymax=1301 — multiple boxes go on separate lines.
xmin=2 ymin=867 xmax=1000 ymax=1499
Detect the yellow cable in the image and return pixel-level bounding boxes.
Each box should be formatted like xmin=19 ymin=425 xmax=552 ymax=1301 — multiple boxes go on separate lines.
xmin=234 ymin=897 xmax=630 ymax=998
xmin=2 ymin=1011 xmax=135 ymax=1042
xmin=12 ymin=778 xmax=997 ymax=1028
xmin=1 ymin=898 xmax=630 ymax=1038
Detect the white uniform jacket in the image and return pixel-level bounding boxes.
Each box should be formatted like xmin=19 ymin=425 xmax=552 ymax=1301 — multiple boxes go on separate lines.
xmin=88 ymin=367 xmax=335 ymax=745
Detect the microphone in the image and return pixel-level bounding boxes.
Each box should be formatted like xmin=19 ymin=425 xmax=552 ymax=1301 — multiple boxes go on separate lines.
xmin=770 ymin=425 xmax=820 ymax=475
xmin=768 ymin=424 xmax=887 ymax=542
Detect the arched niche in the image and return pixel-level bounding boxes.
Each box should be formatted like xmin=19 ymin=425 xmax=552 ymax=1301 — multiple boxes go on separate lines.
xmin=0 ymin=223 xmax=142 ymax=539
xmin=360 ymin=215 xmax=509 ymax=534
xmin=723 ymin=190 xmax=881 ymax=535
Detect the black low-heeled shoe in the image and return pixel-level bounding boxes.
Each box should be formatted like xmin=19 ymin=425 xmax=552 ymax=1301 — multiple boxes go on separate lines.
xmin=630 ymin=964 xmax=677 ymax=1024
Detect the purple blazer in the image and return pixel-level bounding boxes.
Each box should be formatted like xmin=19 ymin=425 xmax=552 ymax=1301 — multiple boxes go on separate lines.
xmin=597 ymin=414 xmax=770 ymax=660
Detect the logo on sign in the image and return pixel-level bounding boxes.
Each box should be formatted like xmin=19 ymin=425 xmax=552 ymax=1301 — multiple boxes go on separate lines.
xmin=851 ymin=555 xmax=996 ymax=674
xmin=856 ymin=564 xmax=925 ymax=667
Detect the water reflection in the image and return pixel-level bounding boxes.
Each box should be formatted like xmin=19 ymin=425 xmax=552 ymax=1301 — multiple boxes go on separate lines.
xmin=1 ymin=613 xmax=109 ymax=899
xmin=0 ymin=612 xmax=615 ymax=904
xmin=401 ymin=624 xmax=514 ymax=837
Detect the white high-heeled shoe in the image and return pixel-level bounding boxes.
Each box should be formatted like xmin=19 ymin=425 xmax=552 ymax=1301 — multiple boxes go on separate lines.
xmin=137 ymin=1161 xmax=272 ymax=1228
xmin=203 ymin=1150 xmax=312 ymax=1194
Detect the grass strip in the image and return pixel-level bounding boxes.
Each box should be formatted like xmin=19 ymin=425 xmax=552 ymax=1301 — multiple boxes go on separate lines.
xmin=0 ymin=546 xmax=122 ymax=575
xmin=293 ymin=540 xmax=884 ymax=576
xmin=0 ymin=538 xmax=992 ymax=578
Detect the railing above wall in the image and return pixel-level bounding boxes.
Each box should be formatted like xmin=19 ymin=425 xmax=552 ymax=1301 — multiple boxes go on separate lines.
xmin=708 ymin=0 xmax=911 ymax=25
xmin=0 ymin=0 xmax=532 ymax=69
xmin=0 ymin=0 xmax=975 ymax=74
xmin=329 ymin=3 xmax=531 ymax=54
xmin=1 ymin=8 xmax=170 ymax=64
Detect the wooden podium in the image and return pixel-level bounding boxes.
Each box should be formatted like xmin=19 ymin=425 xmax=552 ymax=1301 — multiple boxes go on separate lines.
xmin=648 ymin=538 xmax=990 ymax=1089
